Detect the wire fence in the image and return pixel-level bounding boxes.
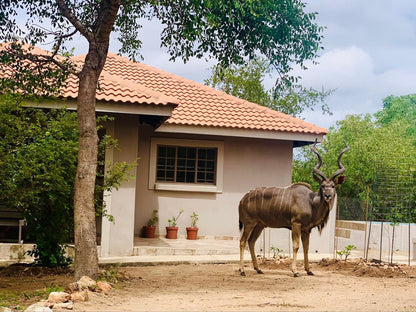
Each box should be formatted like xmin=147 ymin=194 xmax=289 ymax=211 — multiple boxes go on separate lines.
xmin=337 ymin=160 xmax=415 ymax=264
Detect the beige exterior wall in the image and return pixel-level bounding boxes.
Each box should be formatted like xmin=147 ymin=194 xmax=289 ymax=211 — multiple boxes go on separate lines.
xmin=101 ymin=115 xmax=140 ymax=257
xmin=100 ymin=118 xmax=333 ymax=257
xmin=134 ymin=124 xmax=293 ymax=239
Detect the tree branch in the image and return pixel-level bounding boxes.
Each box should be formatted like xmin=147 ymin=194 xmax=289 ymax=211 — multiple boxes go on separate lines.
xmin=55 ymin=0 xmax=94 ymax=43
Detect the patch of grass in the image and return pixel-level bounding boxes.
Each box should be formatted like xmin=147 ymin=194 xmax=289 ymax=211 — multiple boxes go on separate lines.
xmin=98 ymin=264 xmax=129 ymax=283
xmin=0 ymin=284 xmax=64 ymax=311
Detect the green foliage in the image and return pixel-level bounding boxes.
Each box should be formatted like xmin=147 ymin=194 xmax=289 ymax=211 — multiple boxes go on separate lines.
xmin=375 ymin=94 xmax=416 ymax=144
xmin=293 ymin=94 xmax=416 ymax=222
xmin=336 ymin=244 xmax=356 ymax=261
xmin=147 ymin=209 xmax=159 ymax=227
xmin=1 ymin=0 xmax=323 ymax=90
xmin=205 ymin=56 xmax=332 ymax=117
xmin=0 ymin=95 xmax=77 ymax=267
xmin=189 ymin=212 xmax=199 ymax=228
xmin=270 ymin=246 xmax=284 ymax=258
xmin=0 ymin=95 xmax=136 ymax=267
xmin=168 ymin=209 xmax=184 ymax=227
xmin=98 ymin=264 xmax=128 ymax=283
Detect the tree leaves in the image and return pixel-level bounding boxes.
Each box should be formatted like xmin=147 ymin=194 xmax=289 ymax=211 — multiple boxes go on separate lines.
xmin=293 ymin=95 xmax=416 ymax=221
xmin=204 ymin=56 xmax=332 ymax=117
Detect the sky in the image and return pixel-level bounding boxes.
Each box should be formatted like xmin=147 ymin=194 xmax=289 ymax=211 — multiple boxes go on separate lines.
xmin=31 ymin=1 xmax=416 ymax=130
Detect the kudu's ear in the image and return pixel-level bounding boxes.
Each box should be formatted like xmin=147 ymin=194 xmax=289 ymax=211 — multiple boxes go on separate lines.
xmin=334 ymin=175 xmax=346 ymax=185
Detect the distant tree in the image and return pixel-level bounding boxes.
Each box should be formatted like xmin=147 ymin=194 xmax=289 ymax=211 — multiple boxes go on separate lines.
xmin=375 ymin=94 xmax=416 ymax=143
xmin=1 ymin=0 xmax=324 ymax=279
xmin=205 ymin=56 xmax=332 ymax=117
xmin=293 ymin=100 xmax=416 ymax=221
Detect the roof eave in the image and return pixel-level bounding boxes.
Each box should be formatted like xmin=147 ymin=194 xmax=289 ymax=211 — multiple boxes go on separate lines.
xmin=23 ymin=98 xmax=176 ymax=117
xmin=155 ymin=124 xmax=326 ymax=143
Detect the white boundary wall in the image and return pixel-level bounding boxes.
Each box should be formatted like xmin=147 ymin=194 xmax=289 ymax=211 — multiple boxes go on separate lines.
xmin=335 ymin=220 xmax=416 ymax=262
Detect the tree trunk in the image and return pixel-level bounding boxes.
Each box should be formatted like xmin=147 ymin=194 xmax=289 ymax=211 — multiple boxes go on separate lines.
xmin=73 ymin=50 xmax=106 ymax=280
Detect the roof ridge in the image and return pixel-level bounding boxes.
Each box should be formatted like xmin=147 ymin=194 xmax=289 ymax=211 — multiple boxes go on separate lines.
xmin=102 ymin=53 xmax=324 ymax=131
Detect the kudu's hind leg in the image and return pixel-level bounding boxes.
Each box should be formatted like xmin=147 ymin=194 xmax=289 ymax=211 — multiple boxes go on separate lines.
xmin=301 ymin=231 xmax=314 ymax=275
xmin=248 ymin=224 xmax=265 ymax=274
xmin=239 ymin=223 xmax=255 ymax=276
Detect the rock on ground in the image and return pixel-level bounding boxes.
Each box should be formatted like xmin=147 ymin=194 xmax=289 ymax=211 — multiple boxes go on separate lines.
xmin=70 ymin=290 xmax=89 ymax=302
xmin=77 ymin=276 xmax=97 ymax=290
xmin=97 ymin=281 xmax=112 ymax=292
xmin=23 ymin=303 xmax=53 ymax=312
xmin=47 ymin=292 xmax=71 ymax=303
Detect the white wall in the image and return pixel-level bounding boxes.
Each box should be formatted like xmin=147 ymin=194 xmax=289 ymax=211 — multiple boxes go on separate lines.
xmin=101 ymin=115 xmax=139 ymax=257
xmin=335 ymin=220 xmax=416 ymax=262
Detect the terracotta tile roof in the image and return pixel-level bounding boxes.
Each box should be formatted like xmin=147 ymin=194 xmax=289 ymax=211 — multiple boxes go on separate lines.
xmin=63 ymin=68 xmax=179 ymax=106
xmin=1 ymin=43 xmax=327 ymax=135
xmin=91 ymin=52 xmax=327 ymax=135
xmin=0 ymin=43 xmax=178 ymax=107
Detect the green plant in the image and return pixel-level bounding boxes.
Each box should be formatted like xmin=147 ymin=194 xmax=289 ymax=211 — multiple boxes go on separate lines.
xmin=336 ymin=244 xmax=356 ymax=261
xmin=190 ymin=212 xmax=199 ymax=228
xmin=98 ymin=264 xmax=128 ymax=283
xmin=168 ymin=209 xmax=184 ymax=227
xmin=0 ymin=98 xmax=136 ymax=268
xmin=147 ymin=210 xmax=159 ymax=227
xmin=270 ymin=246 xmax=284 ymax=258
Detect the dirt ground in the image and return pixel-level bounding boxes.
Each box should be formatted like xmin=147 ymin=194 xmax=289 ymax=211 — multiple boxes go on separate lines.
xmin=2 ymin=258 xmax=416 ymax=311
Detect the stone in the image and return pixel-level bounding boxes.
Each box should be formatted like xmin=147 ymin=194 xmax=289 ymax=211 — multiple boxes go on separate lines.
xmin=66 ymin=282 xmax=79 ymax=293
xmin=77 ymin=276 xmax=97 ymax=290
xmin=52 ymin=302 xmax=74 ymax=310
xmin=48 ymin=292 xmax=71 ymax=303
xmin=0 ymin=308 xmax=13 ymax=312
xmin=97 ymin=281 xmax=112 ymax=292
xmin=70 ymin=290 xmax=89 ymax=302
xmin=24 ymin=303 xmax=53 ymax=312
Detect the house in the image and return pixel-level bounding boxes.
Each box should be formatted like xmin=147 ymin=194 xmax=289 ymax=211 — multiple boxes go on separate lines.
xmin=2 ymin=45 xmax=331 ymax=257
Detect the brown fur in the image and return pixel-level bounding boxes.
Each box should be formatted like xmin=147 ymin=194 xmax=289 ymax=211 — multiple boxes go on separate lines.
xmin=238 ymin=141 xmax=349 ymax=277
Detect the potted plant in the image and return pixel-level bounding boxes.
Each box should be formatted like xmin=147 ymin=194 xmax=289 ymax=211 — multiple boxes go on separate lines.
xmin=186 ymin=212 xmax=199 ymax=240
xmin=166 ymin=209 xmax=183 ymax=239
xmin=143 ymin=209 xmax=158 ymax=238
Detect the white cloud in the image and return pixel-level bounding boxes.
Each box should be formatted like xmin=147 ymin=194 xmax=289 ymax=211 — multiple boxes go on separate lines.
xmin=299 ymin=46 xmax=375 ymax=92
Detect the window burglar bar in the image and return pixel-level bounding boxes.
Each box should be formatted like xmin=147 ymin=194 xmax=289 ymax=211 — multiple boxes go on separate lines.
xmin=156 ymin=145 xmax=217 ymax=184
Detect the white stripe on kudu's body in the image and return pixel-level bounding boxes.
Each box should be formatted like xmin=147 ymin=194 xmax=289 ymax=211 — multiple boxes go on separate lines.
xmin=238 ymin=141 xmax=350 ymax=277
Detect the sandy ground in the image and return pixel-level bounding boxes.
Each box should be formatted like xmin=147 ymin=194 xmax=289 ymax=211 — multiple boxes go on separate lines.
xmin=2 ymin=259 xmax=416 ymax=311
xmin=74 ymin=259 xmax=416 ymax=312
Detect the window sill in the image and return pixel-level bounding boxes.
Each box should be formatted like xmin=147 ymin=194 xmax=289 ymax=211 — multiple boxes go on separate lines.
xmin=154 ymin=182 xmax=222 ymax=193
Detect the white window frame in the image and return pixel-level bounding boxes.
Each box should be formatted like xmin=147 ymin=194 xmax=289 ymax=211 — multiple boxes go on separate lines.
xmin=149 ymin=138 xmax=224 ymax=193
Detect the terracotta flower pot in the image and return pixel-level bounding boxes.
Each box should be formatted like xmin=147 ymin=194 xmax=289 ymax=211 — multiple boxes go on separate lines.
xmin=186 ymin=227 xmax=198 ymax=240
xmin=143 ymin=225 xmax=156 ymax=238
xmin=166 ymin=226 xmax=178 ymax=239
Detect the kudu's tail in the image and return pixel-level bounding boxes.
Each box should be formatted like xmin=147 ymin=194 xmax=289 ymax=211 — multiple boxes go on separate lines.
xmin=239 ymin=220 xmax=243 ymax=231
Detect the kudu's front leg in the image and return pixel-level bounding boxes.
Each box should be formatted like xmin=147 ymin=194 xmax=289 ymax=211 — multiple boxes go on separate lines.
xmin=239 ymin=223 xmax=255 ymax=276
xmin=291 ymin=223 xmax=301 ymax=277
xmin=301 ymin=231 xmax=314 ymax=276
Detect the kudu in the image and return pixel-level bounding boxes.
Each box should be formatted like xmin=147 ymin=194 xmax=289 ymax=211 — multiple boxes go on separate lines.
xmin=239 ymin=140 xmax=349 ymax=277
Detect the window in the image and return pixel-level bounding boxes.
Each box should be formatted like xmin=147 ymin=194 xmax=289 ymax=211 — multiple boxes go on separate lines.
xmin=149 ymin=138 xmax=224 ymax=193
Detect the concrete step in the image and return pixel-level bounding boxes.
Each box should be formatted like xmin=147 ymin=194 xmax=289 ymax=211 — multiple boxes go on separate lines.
xmin=133 ymin=246 xmax=242 ymax=256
